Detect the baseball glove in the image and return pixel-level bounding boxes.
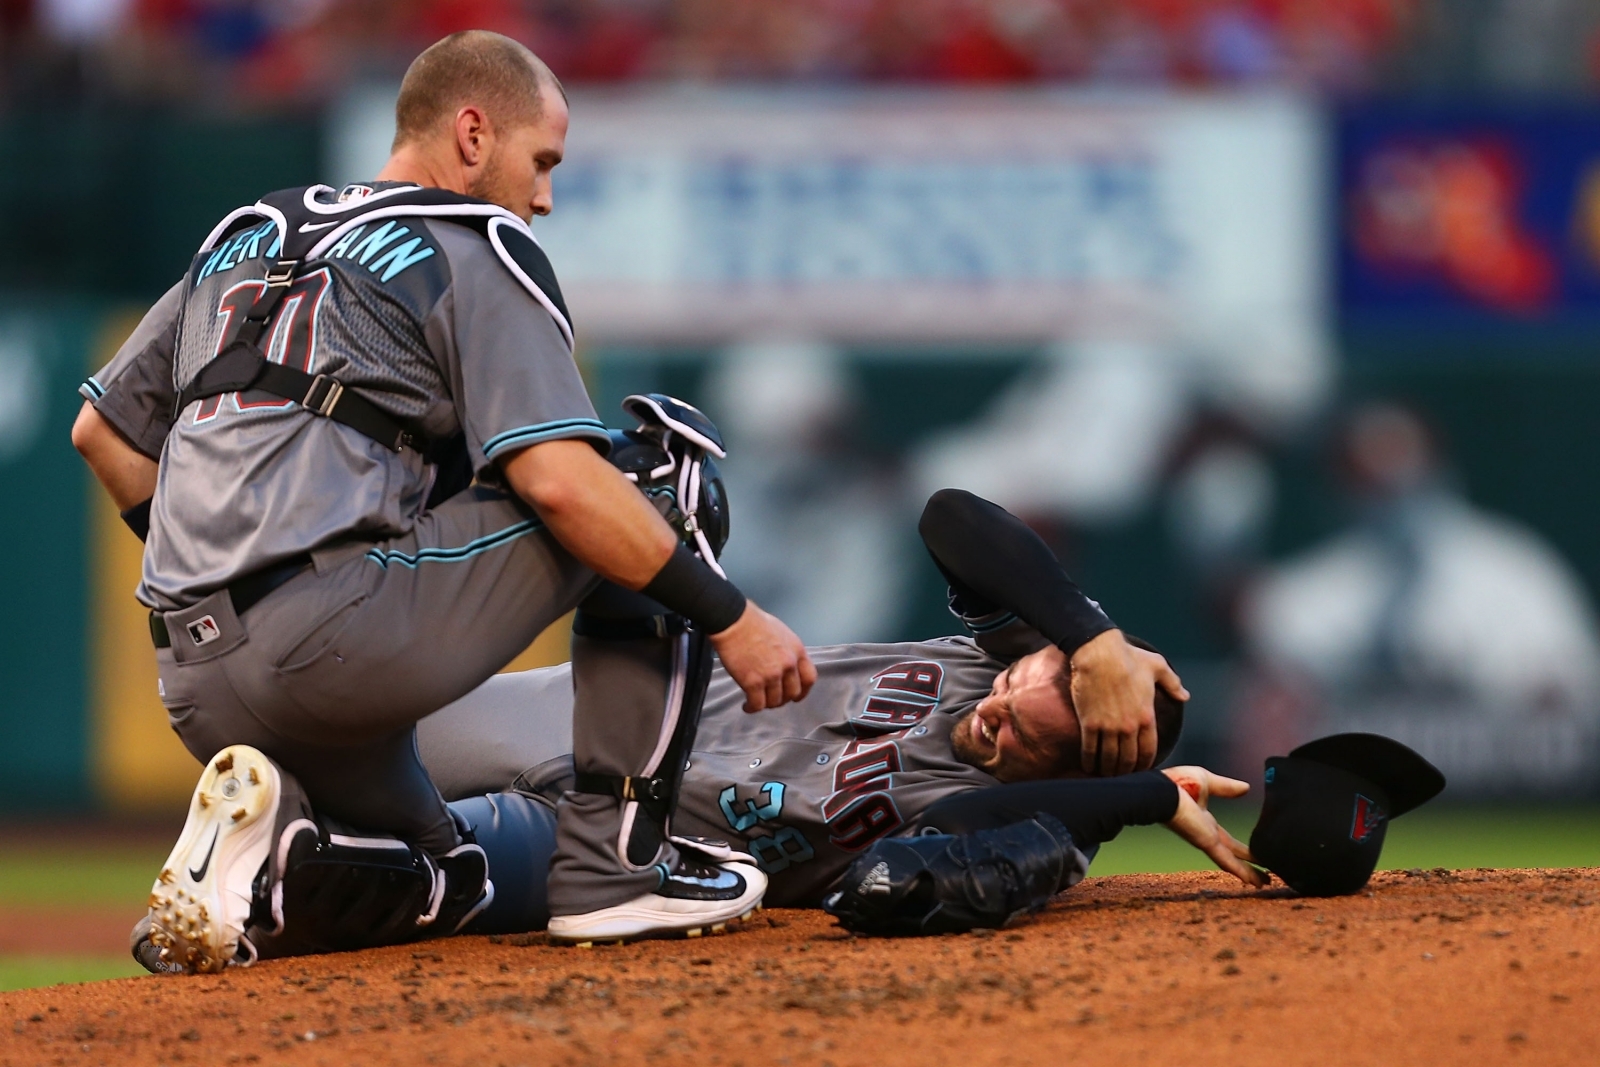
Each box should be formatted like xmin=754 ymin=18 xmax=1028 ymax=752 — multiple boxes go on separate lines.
xmin=822 ymin=812 xmax=1077 ymax=936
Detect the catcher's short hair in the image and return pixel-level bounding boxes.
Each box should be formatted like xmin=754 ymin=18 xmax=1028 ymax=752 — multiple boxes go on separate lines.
xmin=394 ymin=31 xmax=565 ymax=147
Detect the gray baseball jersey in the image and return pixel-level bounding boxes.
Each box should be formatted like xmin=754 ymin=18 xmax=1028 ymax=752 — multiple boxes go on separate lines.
xmin=676 ymin=635 xmax=1012 ymax=906
xmin=82 ymin=182 xmax=608 ymax=611
xmin=419 ymin=612 xmax=1051 ymax=908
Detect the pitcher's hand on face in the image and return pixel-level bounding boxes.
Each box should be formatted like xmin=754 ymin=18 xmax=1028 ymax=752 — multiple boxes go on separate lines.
xmin=710 ymin=601 xmax=817 ymax=712
xmin=1160 ymin=766 xmax=1266 ymax=887
xmin=1070 ymin=630 xmax=1189 ymax=776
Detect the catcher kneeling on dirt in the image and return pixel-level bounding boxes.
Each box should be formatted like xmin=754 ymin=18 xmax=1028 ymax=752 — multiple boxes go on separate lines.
xmin=130 ymin=478 xmax=1267 ymax=971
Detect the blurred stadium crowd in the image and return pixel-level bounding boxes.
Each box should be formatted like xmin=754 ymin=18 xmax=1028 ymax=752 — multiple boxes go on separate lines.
xmin=4 ymin=0 xmax=1600 ymax=105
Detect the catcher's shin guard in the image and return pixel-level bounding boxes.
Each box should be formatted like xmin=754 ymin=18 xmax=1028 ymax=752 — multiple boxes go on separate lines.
xmin=822 ymin=813 xmax=1085 ymax=936
xmin=577 ymin=392 xmax=731 ymax=868
xmin=569 ymin=603 xmax=716 ymax=869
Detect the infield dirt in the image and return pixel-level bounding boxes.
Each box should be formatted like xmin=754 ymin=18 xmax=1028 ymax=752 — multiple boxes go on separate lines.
xmin=0 ymin=868 xmax=1594 ymax=1067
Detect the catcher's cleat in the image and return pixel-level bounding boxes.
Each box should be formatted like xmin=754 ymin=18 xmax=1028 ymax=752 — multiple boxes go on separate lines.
xmin=147 ymin=745 xmax=283 ymax=973
xmin=546 ymin=849 xmax=766 ymax=946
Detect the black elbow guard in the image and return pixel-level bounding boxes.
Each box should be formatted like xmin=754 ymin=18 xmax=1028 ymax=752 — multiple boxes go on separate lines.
xmin=822 ymin=813 xmax=1083 ymax=937
xmin=120 ymin=498 xmax=152 ymax=542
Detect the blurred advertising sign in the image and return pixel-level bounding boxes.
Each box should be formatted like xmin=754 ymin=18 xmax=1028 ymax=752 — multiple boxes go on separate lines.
xmin=332 ymin=89 xmax=1323 ymax=345
xmin=1342 ymin=106 xmax=1600 ymax=326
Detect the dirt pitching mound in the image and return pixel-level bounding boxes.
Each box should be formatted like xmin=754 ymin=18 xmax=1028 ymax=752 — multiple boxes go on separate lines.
xmin=2 ymin=868 xmax=1595 ymax=1067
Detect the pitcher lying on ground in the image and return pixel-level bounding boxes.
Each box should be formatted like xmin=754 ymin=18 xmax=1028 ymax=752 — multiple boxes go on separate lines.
xmin=133 ymin=489 xmax=1263 ymax=969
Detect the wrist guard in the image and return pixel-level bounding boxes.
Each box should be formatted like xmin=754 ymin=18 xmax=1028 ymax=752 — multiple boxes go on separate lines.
xmin=822 ymin=813 xmax=1081 ymax=936
xmin=641 ymin=544 xmax=746 ymax=634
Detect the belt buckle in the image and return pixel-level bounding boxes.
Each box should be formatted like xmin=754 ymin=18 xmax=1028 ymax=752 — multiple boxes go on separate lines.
xmin=302 ymin=374 xmax=344 ymax=417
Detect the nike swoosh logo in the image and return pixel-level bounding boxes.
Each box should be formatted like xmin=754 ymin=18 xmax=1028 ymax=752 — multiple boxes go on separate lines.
xmin=298 ymin=220 xmax=338 ymax=232
xmin=668 ymin=869 xmax=740 ymax=891
xmin=189 ymin=827 xmax=220 ymax=882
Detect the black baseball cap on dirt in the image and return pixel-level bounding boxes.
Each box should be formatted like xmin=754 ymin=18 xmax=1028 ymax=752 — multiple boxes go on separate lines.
xmin=1249 ymin=734 xmax=1445 ymax=898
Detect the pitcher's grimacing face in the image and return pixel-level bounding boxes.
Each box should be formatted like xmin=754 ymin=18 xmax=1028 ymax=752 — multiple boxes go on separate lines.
xmin=950 ymin=645 xmax=1082 ymax=782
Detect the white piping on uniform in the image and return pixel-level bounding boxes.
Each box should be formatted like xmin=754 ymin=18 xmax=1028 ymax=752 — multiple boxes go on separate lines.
xmin=197 ymin=206 xmax=270 ymax=254
xmin=615 ymin=631 xmax=691 ymax=871
xmin=252 ymin=201 xmax=291 ymax=254
xmin=485 ymin=216 xmax=575 ymax=348
xmin=268 ymin=818 xmax=319 ymax=935
xmin=327 ymin=833 xmax=413 ymax=851
xmin=643 ymin=632 xmax=690 ymax=778
xmin=300 ymin=183 xmax=421 ymax=215
xmin=305 ymin=202 xmax=520 ymax=259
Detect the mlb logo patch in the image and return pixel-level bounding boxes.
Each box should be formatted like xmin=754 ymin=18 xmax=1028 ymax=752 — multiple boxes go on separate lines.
xmin=186 ymin=615 xmax=222 ymax=647
xmin=1350 ymin=793 xmax=1386 ymax=843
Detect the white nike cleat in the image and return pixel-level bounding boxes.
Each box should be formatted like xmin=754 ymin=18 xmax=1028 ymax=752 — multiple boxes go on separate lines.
xmin=147 ymin=745 xmax=282 ymax=973
xmin=547 ymin=850 xmax=766 ymax=946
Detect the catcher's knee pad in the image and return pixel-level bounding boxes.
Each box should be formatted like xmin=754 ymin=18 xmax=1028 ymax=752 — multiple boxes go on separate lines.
xmin=822 ymin=813 xmax=1080 ymax=936
xmin=246 ymin=823 xmax=490 ymax=959
xmin=606 ymin=393 xmax=730 ymax=563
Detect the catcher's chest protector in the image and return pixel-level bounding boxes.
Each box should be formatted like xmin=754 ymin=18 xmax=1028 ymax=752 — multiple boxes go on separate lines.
xmin=179 ymin=183 xmax=573 ymax=453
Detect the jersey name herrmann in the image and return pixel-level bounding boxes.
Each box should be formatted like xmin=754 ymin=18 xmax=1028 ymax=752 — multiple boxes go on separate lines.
xmin=100 ymin=183 xmax=605 ymax=610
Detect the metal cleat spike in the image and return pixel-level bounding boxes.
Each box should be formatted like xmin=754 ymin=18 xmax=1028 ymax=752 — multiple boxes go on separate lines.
xmin=711 ymin=923 xmax=727 ymax=934
xmin=686 ymin=928 xmax=703 ymax=938
xmin=159 ymin=869 xmax=175 ymax=884
xmin=198 ymin=793 xmax=210 ymax=809
xmin=248 ymin=766 xmax=260 ymax=785
xmin=232 ymin=808 xmax=248 ymax=821
xmin=215 ymin=753 xmax=234 ymax=773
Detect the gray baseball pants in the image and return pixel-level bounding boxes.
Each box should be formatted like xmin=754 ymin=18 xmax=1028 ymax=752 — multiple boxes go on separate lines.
xmin=154 ymin=483 xmax=693 ymax=914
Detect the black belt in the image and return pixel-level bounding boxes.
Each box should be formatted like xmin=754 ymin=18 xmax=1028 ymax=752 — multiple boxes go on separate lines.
xmin=150 ymin=554 xmax=313 ymax=649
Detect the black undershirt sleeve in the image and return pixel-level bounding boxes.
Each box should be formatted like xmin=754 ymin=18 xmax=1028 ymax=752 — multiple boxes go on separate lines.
xmin=913 ymin=772 xmax=1180 ymax=847
xmin=918 ymin=488 xmax=1115 ymax=656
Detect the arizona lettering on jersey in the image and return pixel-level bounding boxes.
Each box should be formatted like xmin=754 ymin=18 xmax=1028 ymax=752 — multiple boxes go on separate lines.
xmin=672 ymin=638 xmax=1005 ymax=906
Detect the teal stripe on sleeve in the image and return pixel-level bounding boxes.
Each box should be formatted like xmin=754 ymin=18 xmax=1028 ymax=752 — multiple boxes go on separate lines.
xmin=962 ymin=611 xmax=1019 ymax=635
xmin=482 ymin=418 xmax=608 ymax=459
